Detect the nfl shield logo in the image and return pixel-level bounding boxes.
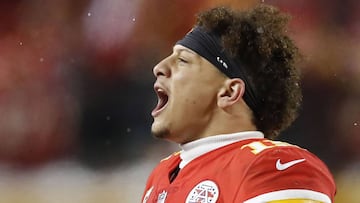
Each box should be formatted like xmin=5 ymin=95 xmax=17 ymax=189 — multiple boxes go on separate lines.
xmin=185 ymin=180 xmax=219 ymax=203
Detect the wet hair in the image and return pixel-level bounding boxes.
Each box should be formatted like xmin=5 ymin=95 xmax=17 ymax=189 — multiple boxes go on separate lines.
xmin=196 ymin=4 xmax=302 ymax=138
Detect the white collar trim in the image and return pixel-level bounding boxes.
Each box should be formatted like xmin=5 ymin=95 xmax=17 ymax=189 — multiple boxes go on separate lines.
xmin=179 ymin=131 xmax=264 ymax=169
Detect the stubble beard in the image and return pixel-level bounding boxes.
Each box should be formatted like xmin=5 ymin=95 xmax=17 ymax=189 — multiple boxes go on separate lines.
xmin=151 ymin=126 xmax=170 ymax=139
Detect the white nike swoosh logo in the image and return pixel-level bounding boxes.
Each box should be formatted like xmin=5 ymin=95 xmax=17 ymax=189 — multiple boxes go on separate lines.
xmin=276 ymin=158 xmax=306 ymax=171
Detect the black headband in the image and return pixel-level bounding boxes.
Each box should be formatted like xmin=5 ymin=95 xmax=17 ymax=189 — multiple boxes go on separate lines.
xmin=176 ymin=26 xmax=259 ymax=115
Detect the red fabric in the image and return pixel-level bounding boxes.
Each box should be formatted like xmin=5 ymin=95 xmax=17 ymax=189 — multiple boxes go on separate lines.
xmin=142 ymin=138 xmax=336 ymax=202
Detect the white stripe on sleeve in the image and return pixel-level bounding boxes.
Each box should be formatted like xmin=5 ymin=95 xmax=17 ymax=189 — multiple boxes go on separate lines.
xmin=243 ymin=189 xmax=331 ymax=203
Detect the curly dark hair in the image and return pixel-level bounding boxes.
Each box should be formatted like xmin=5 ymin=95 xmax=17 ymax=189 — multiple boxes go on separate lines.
xmin=196 ymin=4 xmax=302 ymax=138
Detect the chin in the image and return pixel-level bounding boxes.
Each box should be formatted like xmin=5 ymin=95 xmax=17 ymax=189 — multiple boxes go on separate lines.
xmin=151 ymin=123 xmax=170 ymax=139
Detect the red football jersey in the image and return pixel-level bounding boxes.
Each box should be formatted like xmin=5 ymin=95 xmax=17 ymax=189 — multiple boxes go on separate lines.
xmin=142 ymin=134 xmax=336 ymax=203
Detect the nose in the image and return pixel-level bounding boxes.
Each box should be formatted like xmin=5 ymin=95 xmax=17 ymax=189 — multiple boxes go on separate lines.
xmin=153 ymin=56 xmax=171 ymax=78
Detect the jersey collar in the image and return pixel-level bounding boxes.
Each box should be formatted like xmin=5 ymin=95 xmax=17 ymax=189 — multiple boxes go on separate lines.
xmin=179 ymin=131 xmax=264 ymax=169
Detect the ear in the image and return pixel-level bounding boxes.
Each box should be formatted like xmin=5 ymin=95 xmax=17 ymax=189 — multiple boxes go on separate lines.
xmin=217 ymin=78 xmax=245 ymax=108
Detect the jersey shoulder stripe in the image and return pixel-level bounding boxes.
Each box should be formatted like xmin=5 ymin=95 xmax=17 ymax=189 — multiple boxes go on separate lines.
xmin=160 ymin=151 xmax=181 ymax=162
xmin=244 ymin=189 xmax=332 ymax=203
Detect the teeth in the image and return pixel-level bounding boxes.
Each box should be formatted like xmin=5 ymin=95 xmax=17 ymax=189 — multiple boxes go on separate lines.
xmin=156 ymin=87 xmax=165 ymax=93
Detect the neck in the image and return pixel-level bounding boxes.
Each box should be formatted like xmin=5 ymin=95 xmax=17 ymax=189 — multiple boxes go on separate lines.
xmin=191 ymin=109 xmax=256 ymax=143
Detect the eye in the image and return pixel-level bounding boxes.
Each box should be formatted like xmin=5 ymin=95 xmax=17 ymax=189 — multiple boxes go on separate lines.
xmin=177 ymin=57 xmax=188 ymax=64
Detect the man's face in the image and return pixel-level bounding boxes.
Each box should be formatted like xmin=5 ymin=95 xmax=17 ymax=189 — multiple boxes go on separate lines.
xmin=151 ymin=45 xmax=226 ymax=143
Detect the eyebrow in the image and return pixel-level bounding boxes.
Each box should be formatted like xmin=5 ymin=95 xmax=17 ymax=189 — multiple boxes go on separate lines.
xmin=173 ymin=46 xmax=197 ymax=56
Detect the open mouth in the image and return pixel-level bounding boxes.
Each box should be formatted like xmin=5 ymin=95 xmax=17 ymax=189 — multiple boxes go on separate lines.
xmin=151 ymin=87 xmax=169 ymax=117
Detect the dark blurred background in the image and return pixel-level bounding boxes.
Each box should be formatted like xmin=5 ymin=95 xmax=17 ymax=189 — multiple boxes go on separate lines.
xmin=0 ymin=0 xmax=358 ymax=202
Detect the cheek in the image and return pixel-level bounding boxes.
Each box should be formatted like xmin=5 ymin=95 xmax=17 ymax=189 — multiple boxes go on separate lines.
xmin=171 ymin=74 xmax=218 ymax=112
xmin=173 ymin=89 xmax=214 ymax=115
